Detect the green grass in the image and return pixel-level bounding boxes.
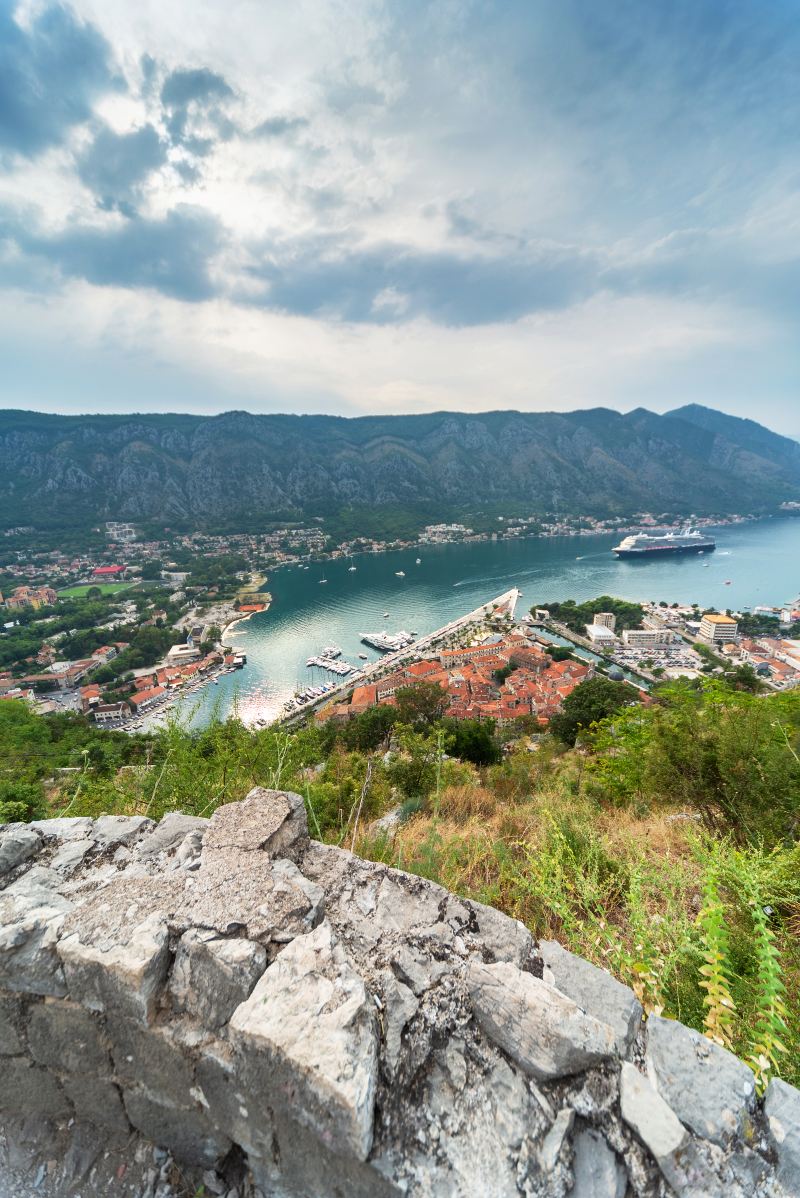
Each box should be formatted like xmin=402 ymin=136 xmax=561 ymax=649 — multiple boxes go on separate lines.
xmin=57 ymin=582 xmax=136 ymax=597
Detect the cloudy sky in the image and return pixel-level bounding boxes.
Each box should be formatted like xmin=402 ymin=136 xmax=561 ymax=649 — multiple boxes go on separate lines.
xmin=1 ymin=0 xmax=798 ymax=430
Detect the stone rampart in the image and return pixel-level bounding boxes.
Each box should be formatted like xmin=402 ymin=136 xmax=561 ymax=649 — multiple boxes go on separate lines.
xmin=0 ymin=791 xmax=798 ymax=1197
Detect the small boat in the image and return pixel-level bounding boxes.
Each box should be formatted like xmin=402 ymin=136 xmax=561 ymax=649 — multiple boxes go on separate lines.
xmin=724 ymin=580 xmax=732 ymax=585
xmin=348 ymin=566 xmax=357 ymax=572
xmin=383 ymin=612 xmax=390 ymax=618
xmin=358 ymin=652 xmax=368 ymax=660
xmin=319 ymin=577 xmax=327 ymax=584
xmin=415 ymin=558 xmax=421 ymax=564
xmin=395 ymin=571 xmax=405 ymax=577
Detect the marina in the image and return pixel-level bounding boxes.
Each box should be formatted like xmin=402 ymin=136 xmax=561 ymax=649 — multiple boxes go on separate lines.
xmin=170 ymin=517 xmax=800 ymax=729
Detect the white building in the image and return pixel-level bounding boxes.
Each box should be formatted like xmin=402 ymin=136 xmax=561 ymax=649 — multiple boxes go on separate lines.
xmin=585 ymin=623 xmax=617 ymax=646
xmin=622 ymin=628 xmax=675 ymax=648
xmin=698 ymin=614 xmax=739 ymax=645
xmin=593 ymin=612 xmax=617 ymax=631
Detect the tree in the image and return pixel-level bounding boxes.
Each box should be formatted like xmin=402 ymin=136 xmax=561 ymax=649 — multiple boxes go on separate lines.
xmin=140 ymin=560 xmax=163 ymax=580
xmin=549 ymin=676 xmax=632 ymax=746
xmin=443 ymin=718 xmax=501 ymax=765
xmin=86 ymin=586 xmax=102 ymax=600
xmin=393 ymin=681 xmax=449 ymax=729
xmin=341 ymin=704 xmax=397 ymax=752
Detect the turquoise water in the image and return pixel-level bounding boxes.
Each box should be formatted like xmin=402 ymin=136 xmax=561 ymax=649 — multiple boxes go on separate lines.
xmin=174 ymin=518 xmax=800 ymax=728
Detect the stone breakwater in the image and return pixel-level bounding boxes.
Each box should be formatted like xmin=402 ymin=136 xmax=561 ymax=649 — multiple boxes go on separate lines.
xmin=0 ymin=794 xmax=798 ymax=1198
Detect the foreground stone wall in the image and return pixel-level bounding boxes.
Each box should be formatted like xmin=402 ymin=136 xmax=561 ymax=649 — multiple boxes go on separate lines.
xmin=0 ymin=790 xmax=798 ymax=1198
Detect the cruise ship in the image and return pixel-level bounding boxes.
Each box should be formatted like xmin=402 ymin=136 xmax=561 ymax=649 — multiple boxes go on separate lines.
xmin=612 ymin=527 xmax=716 ymax=559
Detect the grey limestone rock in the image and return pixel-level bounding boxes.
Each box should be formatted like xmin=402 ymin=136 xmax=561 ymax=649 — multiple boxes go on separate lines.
xmin=0 ymin=993 xmax=26 ymax=1054
xmin=537 ymin=1107 xmax=575 ymax=1173
xmin=539 ymin=939 xmax=643 ymax=1057
xmin=646 ymin=1014 xmax=756 ymax=1146
xmin=169 ymin=929 xmax=267 ymax=1028
xmin=57 ymin=876 xmax=186 ymax=1023
xmin=619 ymin=1061 xmax=714 ymax=1197
xmin=0 ymin=885 xmax=72 ymax=996
xmin=230 ymin=920 xmax=378 ymax=1161
xmin=0 ymin=1056 xmax=72 ymax=1121
xmin=92 ymin=814 xmax=154 ymax=849
xmin=29 ymin=817 xmax=94 ymax=841
xmin=62 ymin=1074 xmax=130 ymax=1136
xmin=0 ymin=825 xmax=41 ymax=878
xmin=764 ymin=1078 xmax=800 ymax=1194
xmin=378 ymin=969 xmax=419 ymax=1076
xmin=467 ymin=959 xmax=617 ymax=1081
xmin=202 ymin=787 xmax=308 ymax=860
xmin=136 ymin=811 xmax=209 ymax=860
xmin=28 ymin=999 xmax=109 ymax=1074
xmin=123 ymin=1086 xmax=232 ymax=1169
xmin=177 ymin=850 xmax=322 ymax=943
xmin=570 ymin=1127 xmax=627 ymax=1197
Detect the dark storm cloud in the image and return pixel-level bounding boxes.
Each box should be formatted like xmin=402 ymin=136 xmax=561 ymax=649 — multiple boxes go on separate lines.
xmin=1 ymin=205 xmax=224 ymax=302
xmin=0 ymin=3 xmax=117 ymax=158
xmin=250 ymin=115 xmax=309 ymax=138
xmin=160 ymin=67 xmax=235 ymax=146
xmin=251 ymin=240 xmax=599 ymax=325
xmin=77 ymin=124 xmax=167 ymax=213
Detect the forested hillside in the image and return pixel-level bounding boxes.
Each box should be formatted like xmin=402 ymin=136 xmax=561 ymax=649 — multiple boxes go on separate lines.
xmin=2 ymin=404 xmax=799 ymax=532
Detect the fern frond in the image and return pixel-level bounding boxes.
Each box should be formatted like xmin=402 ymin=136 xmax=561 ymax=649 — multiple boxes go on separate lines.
xmin=696 ymin=867 xmax=736 ymax=1049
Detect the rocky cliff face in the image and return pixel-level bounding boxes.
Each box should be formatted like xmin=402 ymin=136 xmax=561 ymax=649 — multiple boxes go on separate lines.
xmin=0 ymin=791 xmax=798 ymax=1198
xmin=2 ymin=406 xmax=799 ymax=529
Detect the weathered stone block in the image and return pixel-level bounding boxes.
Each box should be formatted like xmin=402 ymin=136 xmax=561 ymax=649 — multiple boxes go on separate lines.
xmin=0 ymin=825 xmax=41 ymax=877
xmin=92 ymin=814 xmax=153 ymax=849
xmin=620 ymin=1061 xmax=714 ymax=1196
xmin=28 ymin=999 xmax=109 ymax=1074
xmin=0 ymin=1056 xmax=71 ymax=1120
xmin=462 ymin=896 xmax=535 ymax=967
xmin=57 ymin=876 xmax=185 ymax=1023
xmin=62 ymin=1074 xmax=130 ymax=1137
xmin=0 ymin=992 xmax=27 ymax=1054
xmin=539 ymin=939 xmax=643 ymax=1057
xmin=110 ymin=1020 xmax=194 ymax=1105
xmin=0 ymin=886 xmax=72 ymax=997
xmin=230 ymin=920 xmax=378 ymax=1161
xmin=202 ymin=786 xmax=308 ymax=859
xmin=30 ymin=817 xmax=94 ymax=841
xmin=136 ymin=812 xmax=208 ymax=860
xmin=58 ymin=914 xmax=171 ymax=1024
xmin=177 ymin=851 xmax=323 ymax=943
xmin=169 ymin=928 xmax=266 ymax=1028
xmin=123 ymin=1086 xmax=231 ymax=1168
xmin=645 ymin=1014 xmax=756 ymax=1146
xmin=764 ymin=1077 xmax=800 ymax=1194
xmin=467 ymin=959 xmax=616 ymax=1080
xmin=571 ymin=1128 xmax=627 ymax=1197
xmin=196 ymin=1043 xmax=277 ymax=1160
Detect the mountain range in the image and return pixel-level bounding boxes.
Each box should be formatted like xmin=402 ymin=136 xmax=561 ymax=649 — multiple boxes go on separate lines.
xmin=1 ymin=404 xmax=798 ymax=533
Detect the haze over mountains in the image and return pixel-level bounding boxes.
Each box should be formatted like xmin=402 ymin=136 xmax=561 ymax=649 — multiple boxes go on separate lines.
xmin=1 ymin=405 xmax=798 ymax=532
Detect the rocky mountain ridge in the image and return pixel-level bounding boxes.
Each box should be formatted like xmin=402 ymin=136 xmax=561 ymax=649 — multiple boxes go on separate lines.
xmin=1 ymin=789 xmax=799 ymax=1197
xmin=1 ymin=405 xmax=799 ymax=530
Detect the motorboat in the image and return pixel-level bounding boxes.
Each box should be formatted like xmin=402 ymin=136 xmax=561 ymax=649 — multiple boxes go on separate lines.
xmin=395 ymin=571 xmax=405 ymax=577
xmin=348 ymin=566 xmax=357 ymax=572
xmin=415 ymin=558 xmax=421 ymax=564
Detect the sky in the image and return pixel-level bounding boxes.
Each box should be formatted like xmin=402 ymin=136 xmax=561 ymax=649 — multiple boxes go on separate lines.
xmin=0 ymin=0 xmax=799 ymax=432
